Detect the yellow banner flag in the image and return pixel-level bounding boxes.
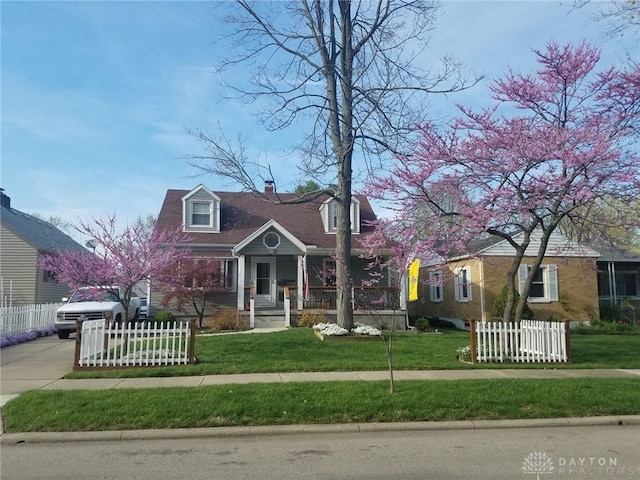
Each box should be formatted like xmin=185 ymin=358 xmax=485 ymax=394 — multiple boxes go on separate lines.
xmin=408 ymin=259 xmax=420 ymax=301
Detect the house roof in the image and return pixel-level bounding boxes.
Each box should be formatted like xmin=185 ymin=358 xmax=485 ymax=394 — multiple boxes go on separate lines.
xmin=157 ymin=189 xmax=381 ymax=251
xmin=0 ymin=204 xmax=85 ymax=253
xmin=594 ymin=245 xmax=640 ymax=263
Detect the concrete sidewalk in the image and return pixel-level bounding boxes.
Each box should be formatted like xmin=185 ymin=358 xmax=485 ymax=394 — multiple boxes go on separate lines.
xmin=24 ymin=368 xmax=640 ymax=394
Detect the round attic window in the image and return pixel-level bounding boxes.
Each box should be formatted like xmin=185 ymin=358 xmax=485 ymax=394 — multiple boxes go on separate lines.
xmin=263 ymin=232 xmax=281 ymax=249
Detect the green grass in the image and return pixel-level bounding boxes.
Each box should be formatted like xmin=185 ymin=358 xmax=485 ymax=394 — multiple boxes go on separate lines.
xmin=66 ymin=328 xmax=640 ymax=379
xmin=4 ymin=378 xmax=639 ymax=433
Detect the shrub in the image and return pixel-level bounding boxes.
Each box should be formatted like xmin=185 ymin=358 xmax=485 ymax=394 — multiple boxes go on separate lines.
xmin=207 ymin=308 xmax=243 ymax=332
xmin=414 ymin=317 xmax=431 ymax=333
xmin=297 ymin=310 xmax=327 ymax=328
xmin=154 ymin=310 xmax=176 ymax=325
xmin=572 ymin=318 xmax=640 ymax=335
xmin=491 ymin=285 xmax=534 ymax=320
xmin=599 ymin=301 xmax=634 ymax=324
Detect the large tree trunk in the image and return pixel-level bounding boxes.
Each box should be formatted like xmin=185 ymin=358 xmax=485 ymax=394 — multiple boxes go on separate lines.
xmin=333 ymin=0 xmax=355 ymax=330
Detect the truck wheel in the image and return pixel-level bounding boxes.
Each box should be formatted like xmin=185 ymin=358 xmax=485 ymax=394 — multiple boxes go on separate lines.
xmin=57 ymin=330 xmax=70 ymax=340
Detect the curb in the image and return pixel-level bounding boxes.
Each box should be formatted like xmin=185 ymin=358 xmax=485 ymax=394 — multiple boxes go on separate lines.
xmin=2 ymin=415 xmax=639 ymax=445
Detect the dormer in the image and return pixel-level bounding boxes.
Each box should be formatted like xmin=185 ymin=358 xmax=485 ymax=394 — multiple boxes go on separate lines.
xmin=320 ymin=197 xmax=360 ymax=234
xmin=182 ymin=185 xmax=221 ymax=233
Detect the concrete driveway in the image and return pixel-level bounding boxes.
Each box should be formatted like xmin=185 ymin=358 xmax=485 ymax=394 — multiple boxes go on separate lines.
xmin=0 ymin=336 xmax=76 ymax=407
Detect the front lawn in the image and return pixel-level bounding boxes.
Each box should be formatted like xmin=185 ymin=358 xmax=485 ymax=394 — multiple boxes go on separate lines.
xmin=65 ymin=328 xmax=640 ymax=379
xmin=4 ymin=377 xmax=639 ymax=433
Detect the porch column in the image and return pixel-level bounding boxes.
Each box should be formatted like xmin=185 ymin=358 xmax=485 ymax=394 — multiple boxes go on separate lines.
xmin=297 ymin=255 xmax=304 ymax=310
xmin=237 ymin=255 xmax=245 ymax=311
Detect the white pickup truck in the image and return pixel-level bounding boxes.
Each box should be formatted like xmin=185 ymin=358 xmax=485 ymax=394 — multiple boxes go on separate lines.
xmin=54 ymin=286 xmax=142 ymax=339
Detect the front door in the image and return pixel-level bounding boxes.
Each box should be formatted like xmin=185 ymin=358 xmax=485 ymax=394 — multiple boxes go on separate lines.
xmin=252 ymin=257 xmax=276 ymax=307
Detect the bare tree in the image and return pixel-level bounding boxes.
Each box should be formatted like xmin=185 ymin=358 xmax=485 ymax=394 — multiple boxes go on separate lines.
xmin=573 ymin=0 xmax=640 ymax=38
xmin=29 ymin=213 xmax=74 ymax=235
xmin=187 ymin=0 xmax=478 ymax=329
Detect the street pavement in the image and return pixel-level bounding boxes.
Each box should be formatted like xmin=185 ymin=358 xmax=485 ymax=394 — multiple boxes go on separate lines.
xmin=1 ymin=334 xmax=639 ymax=443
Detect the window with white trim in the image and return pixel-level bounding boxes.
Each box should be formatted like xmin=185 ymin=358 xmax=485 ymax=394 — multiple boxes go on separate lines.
xmin=518 ymin=264 xmax=558 ymax=302
xmin=181 ymin=258 xmax=236 ymax=292
xmin=454 ymin=266 xmax=472 ymax=302
xmin=191 ymin=201 xmax=213 ymax=226
xmin=429 ymin=270 xmax=443 ymax=302
xmin=321 ymin=199 xmax=361 ymax=233
xmin=220 ymin=259 xmax=236 ymax=291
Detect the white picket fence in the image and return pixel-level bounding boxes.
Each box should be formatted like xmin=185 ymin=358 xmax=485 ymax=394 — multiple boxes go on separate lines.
xmin=75 ymin=319 xmax=196 ymax=368
xmin=470 ymin=319 xmax=570 ymax=363
xmin=0 ymin=303 xmax=61 ymax=336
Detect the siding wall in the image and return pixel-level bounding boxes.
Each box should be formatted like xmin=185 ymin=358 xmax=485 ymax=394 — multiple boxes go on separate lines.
xmin=411 ymin=256 xmax=599 ymax=322
xmin=183 ymin=190 xmax=219 ymax=233
xmin=34 ymin=262 xmax=73 ymax=304
xmin=239 ymin=228 xmax=303 ymax=256
xmin=0 ymin=225 xmax=38 ymax=305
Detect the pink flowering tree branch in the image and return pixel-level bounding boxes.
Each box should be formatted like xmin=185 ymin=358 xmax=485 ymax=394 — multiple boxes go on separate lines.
xmin=368 ymin=41 xmax=640 ymax=322
xmin=39 ymin=214 xmax=191 ymax=319
xmin=159 ymin=257 xmax=229 ymax=328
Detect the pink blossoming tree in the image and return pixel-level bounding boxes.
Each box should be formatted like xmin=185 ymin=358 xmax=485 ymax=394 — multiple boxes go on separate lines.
xmin=39 ymin=215 xmax=191 ymax=319
xmin=368 ymin=41 xmax=640 ymax=322
xmin=160 ymin=257 xmax=230 ymax=328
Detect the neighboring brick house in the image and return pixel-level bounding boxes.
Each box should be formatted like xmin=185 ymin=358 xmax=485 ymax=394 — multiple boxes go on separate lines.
xmin=0 ymin=189 xmax=86 ymax=306
xmin=154 ymin=183 xmax=399 ymax=327
xmin=409 ymin=230 xmax=601 ymax=324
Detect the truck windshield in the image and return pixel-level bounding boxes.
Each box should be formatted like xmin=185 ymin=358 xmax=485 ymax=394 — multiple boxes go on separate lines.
xmin=69 ymin=289 xmax=119 ymax=303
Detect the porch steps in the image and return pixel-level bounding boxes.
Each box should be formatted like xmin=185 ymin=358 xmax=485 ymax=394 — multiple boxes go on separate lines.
xmin=253 ymin=310 xmax=287 ymax=329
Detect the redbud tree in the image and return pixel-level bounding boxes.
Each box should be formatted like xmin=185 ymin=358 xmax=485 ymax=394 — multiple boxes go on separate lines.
xmin=368 ymin=41 xmax=640 ymax=322
xmin=160 ymin=257 xmax=230 ymax=328
xmin=39 ymin=214 xmax=191 ymax=319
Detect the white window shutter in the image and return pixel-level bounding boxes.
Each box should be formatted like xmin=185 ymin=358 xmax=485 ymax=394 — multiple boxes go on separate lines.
xmin=548 ymin=264 xmax=558 ymax=301
xmin=466 ymin=268 xmax=472 ymax=301
xmin=454 ymin=271 xmax=460 ymax=302
xmin=518 ymin=264 xmax=528 ymax=294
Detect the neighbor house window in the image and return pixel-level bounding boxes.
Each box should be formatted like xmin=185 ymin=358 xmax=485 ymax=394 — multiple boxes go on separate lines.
xmin=191 ymin=201 xmax=212 ymax=226
xmin=42 ymin=269 xmax=57 ymax=283
xmin=597 ymin=270 xmax=639 ymax=297
xmin=429 ymin=270 xmax=443 ymax=302
xmin=519 ymin=264 xmax=558 ymax=302
xmin=454 ymin=266 xmax=472 ymax=302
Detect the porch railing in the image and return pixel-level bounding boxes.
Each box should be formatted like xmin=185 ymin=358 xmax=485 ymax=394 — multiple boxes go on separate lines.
xmin=288 ymin=286 xmax=399 ymax=310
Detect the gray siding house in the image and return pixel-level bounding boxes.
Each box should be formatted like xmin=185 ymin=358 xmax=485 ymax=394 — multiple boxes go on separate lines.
xmin=0 ymin=190 xmax=85 ymax=306
xmin=155 ymin=183 xmax=400 ymax=327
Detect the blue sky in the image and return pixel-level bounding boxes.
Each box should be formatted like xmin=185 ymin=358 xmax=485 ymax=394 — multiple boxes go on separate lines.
xmin=2 ymin=1 xmax=637 ymax=241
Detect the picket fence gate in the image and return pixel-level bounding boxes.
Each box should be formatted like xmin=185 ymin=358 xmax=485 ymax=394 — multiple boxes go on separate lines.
xmin=469 ymin=319 xmax=571 ymax=363
xmin=74 ymin=319 xmax=196 ymax=369
xmin=0 ymin=303 xmax=61 ymax=336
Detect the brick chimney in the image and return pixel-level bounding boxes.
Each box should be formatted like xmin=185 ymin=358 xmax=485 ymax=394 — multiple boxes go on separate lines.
xmin=0 ymin=189 xmax=10 ymax=209
xmin=264 ymin=180 xmax=274 ymax=193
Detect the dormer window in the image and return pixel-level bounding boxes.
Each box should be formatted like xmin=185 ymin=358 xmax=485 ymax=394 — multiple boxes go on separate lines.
xmin=321 ymin=197 xmax=360 ymax=234
xmin=191 ymin=201 xmax=213 ymax=226
xmin=182 ymin=185 xmax=221 ymax=233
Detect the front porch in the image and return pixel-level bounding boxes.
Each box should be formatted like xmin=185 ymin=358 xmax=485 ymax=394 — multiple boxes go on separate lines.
xmin=241 ymin=285 xmax=405 ymax=329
